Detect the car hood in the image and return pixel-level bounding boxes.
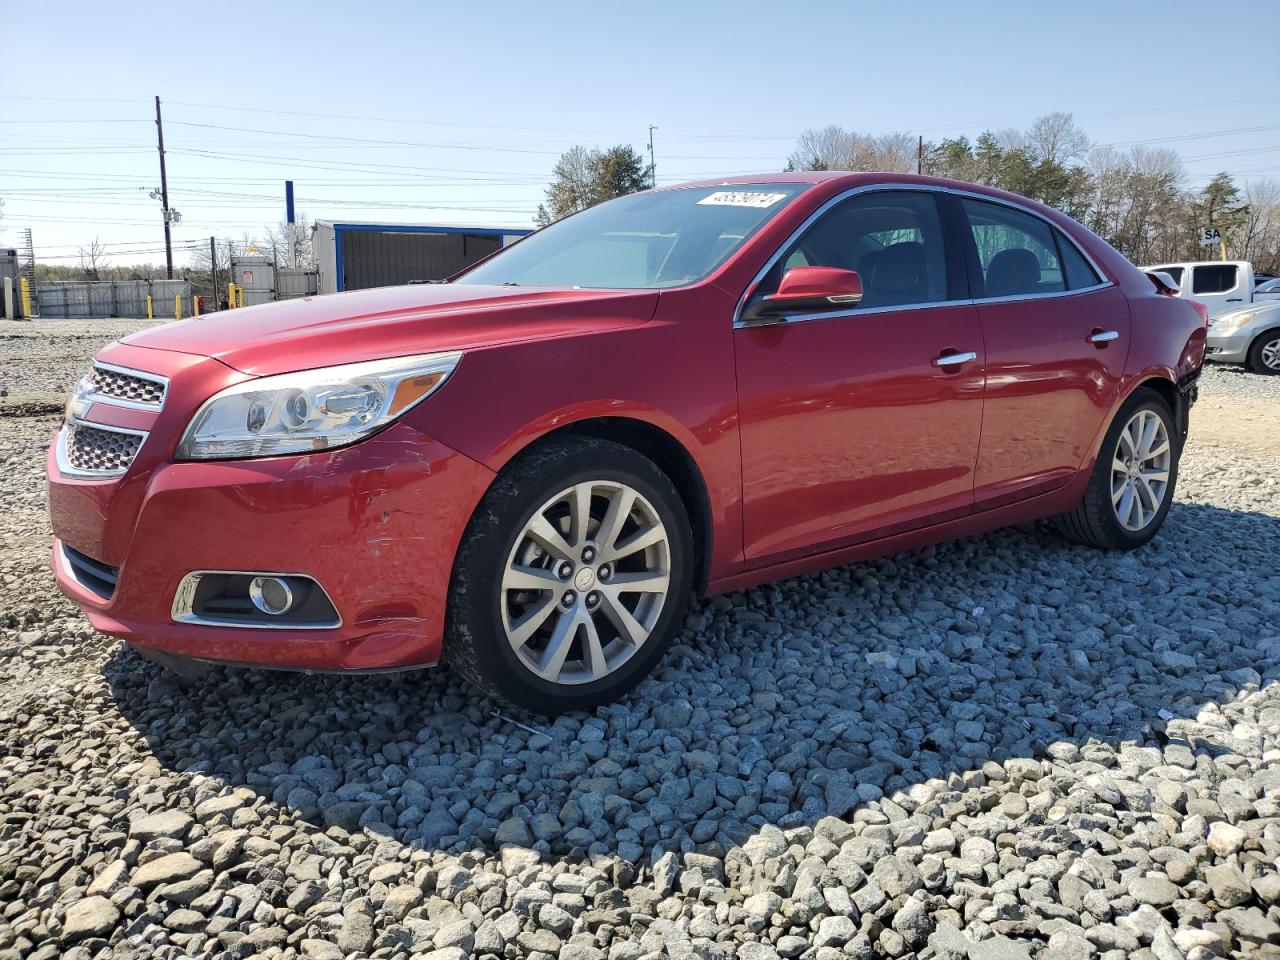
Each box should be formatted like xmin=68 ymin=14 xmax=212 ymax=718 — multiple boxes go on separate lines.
xmin=120 ymin=283 xmax=661 ymax=376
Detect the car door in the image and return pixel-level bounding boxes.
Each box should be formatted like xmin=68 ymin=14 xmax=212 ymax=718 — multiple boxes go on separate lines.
xmin=1188 ymin=262 xmax=1245 ymax=319
xmin=734 ymin=189 xmax=985 ymax=564
xmin=955 ymin=196 xmax=1130 ymax=507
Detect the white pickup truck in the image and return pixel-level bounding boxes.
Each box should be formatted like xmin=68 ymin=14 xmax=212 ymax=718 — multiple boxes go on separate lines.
xmin=1141 ymin=260 xmax=1280 ymax=319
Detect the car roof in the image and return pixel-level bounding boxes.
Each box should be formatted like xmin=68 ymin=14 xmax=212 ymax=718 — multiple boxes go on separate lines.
xmin=658 ymin=171 xmax=1052 ymax=207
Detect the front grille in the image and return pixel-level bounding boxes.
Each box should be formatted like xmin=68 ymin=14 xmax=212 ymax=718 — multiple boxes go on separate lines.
xmin=62 ymin=544 xmax=118 ymax=599
xmin=89 ymin=365 xmax=166 ymax=406
xmin=63 ymin=422 xmax=144 ymax=475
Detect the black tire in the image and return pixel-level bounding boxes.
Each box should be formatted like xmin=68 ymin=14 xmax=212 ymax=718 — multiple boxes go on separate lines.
xmin=444 ymin=436 xmax=693 ymax=714
xmin=1247 ymin=329 xmax=1280 ymax=375
xmin=1053 ymin=388 xmax=1179 ymax=550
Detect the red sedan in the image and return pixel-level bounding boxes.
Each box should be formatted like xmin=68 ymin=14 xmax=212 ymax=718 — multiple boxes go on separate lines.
xmin=48 ymin=173 xmax=1206 ymax=713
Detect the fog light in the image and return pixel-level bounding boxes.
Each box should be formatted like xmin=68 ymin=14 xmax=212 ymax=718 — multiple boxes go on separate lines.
xmin=249 ymin=576 xmax=294 ymax=616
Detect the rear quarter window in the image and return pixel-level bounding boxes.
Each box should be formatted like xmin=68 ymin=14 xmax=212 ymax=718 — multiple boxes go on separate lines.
xmin=1191 ymin=264 xmax=1239 ymax=294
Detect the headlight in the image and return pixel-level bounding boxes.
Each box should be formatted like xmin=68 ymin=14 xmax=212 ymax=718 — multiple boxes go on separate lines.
xmin=176 ymin=352 xmax=462 ymax=461
xmin=1212 ymin=311 xmax=1254 ymax=335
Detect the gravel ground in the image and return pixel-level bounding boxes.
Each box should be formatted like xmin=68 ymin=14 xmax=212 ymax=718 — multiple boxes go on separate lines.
xmin=0 ymin=320 xmax=1278 ymax=960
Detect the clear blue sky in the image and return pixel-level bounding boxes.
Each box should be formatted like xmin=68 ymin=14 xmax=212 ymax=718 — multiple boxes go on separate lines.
xmin=6 ymin=0 xmax=1279 ymax=266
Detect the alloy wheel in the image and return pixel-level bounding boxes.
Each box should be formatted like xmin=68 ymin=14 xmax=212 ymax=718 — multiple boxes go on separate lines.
xmin=500 ymin=480 xmax=670 ymax=685
xmin=1110 ymin=409 xmax=1171 ymax=532
xmin=1262 ymin=336 xmax=1280 ymax=372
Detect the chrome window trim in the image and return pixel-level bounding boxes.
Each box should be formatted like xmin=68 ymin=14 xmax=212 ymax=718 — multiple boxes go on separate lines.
xmin=732 ymin=182 xmax=1113 ymax=329
xmin=171 ymin=570 xmax=343 ymax=630
xmin=55 ymin=417 xmax=149 ymax=479
xmin=84 ymin=361 xmax=169 ymax=412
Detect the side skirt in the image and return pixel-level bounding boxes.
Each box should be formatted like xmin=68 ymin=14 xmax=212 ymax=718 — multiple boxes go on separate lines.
xmin=707 ymin=471 xmax=1090 ymax=596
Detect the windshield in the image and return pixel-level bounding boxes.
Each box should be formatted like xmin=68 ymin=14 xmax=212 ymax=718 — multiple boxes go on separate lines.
xmin=457 ymin=184 xmax=808 ymax=289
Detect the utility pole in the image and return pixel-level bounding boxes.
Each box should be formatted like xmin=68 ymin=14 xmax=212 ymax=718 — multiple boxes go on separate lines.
xmin=209 ymin=236 xmax=218 ymax=309
xmin=917 ymin=135 xmax=923 ymax=176
xmin=648 ymin=125 xmax=657 ymax=189
xmin=155 ymin=95 xmax=174 ymax=279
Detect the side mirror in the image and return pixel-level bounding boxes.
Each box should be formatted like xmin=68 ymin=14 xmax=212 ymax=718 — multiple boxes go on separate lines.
xmin=743 ymin=266 xmax=863 ymax=323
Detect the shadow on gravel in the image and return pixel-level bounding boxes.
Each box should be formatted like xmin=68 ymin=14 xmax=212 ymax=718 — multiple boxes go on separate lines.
xmin=107 ymin=500 xmax=1280 ymax=865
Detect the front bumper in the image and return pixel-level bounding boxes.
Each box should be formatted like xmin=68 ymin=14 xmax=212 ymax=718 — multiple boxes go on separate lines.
xmin=48 ymin=422 xmax=495 ymax=671
xmin=1205 ymin=328 xmax=1251 ymax=363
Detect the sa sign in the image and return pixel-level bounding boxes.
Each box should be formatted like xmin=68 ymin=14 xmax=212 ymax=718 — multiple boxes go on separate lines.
xmin=1199 ymin=227 xmax=1222 ymax=247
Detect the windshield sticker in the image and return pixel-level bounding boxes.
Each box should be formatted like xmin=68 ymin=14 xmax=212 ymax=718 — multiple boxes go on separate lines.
xmin=696 ymin=191 xmax=788 ymax=209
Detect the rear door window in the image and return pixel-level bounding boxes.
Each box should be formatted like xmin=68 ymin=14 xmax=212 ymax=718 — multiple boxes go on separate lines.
xmin=961 ymin=198 xmax=1066 ymax=298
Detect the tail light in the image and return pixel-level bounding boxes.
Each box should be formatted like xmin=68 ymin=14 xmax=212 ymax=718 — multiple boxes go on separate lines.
xmin=1146 ymin=271 xmax=1181 ymax=296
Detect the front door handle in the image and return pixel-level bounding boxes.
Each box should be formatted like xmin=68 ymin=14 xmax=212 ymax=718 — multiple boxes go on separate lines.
xmin=933 ymin=350 xmax=978 ymax=367
xmin=1089 ymin=329 xmax=1119 ymax=345
xmin=1226 ymin=298 xmax=1243 ymax=303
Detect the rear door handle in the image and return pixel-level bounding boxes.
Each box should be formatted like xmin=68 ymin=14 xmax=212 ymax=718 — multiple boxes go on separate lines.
xmin=1226 ymin=298 xmax=1243 ymax=302
xmin=1089 ymin=329 xmax=1119 ymax=345
xmin=933 ymin=350 xmax=978 ymax=367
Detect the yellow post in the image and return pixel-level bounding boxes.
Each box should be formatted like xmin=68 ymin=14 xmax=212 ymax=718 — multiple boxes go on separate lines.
xmin=19 ymin=277 xmax=31 ymax=319
xmin=228 ymin=281 xmax=236 ymax=308
xmin=175 ymin=295 xmax=182 ymax=320
xmin=192 ymin=294 xmax=200 ymax=317
xmin=146 ymin=295 xmax=153 ymax=320
xmin=236 ymin=285 xmax=245 ymax=309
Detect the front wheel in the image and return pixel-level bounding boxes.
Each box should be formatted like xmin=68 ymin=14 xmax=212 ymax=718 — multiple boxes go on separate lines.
xmin=1247 ymin=329 xmax=1280 ymax=375
xmin=445 ymin=436 xmax=693 ymax=714
xmin=1054 ymin=389 xmax=1179 ymax=550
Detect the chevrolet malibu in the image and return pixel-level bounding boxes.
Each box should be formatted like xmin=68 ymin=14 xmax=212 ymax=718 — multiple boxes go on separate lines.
xmin=48 ymin=173 xmax=1207 ymax=713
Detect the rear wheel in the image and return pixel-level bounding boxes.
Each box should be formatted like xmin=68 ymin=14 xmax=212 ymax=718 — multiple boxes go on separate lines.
xmin=1054 ymin=389 xmax=1178 ymax=550
xmin=445 ymin=436 xmax=693 ymax=714
xmin=1247 ymin=329 xmax=1280 ymax=375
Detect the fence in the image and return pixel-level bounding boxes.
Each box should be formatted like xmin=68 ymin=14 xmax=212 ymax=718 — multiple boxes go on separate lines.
xmin=277 ymin=268 xmax=318 ymax=299
xmin=34 ymin=280 xmax=192 ymax=319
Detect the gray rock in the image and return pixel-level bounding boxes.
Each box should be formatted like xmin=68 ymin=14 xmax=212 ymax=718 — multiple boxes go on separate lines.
xmin=971 ymin=935 xmax=1033 ymax=959
xmin=434 ymin=918 xmax=475 ymax=953
xmin=813 ymin=915 xmax=856 ymax=949
xmin=929 ymin=923 xmax=973 ymax=960
xmin=961 ymin=836 xmax=998 ymax=868
xmin=337 ymin=913 xmax=374 ymax=954
xmin=61 ymin=897 xmax=119 ymax=941
xmin=1218 ymin=906 xmax=1280 ymax=943
xmin=891 ymin=898 xmax=933 ymax=948
xmin=873 ymin=856 xmax=922 ymax=898
xmin=1129 ymin=876 xmax=1180 ymax=908
xmin=1206 ymin=821 xmax=1245 ymax=856
xmin=129 ymin=809 xmax=194 ymax=842
xmin=299 ymin=940 xmax=345 ymax=960
xmin=1205 ymin=862 xmax=1252 ymax=907
xmin=131 ymin=852 xmax=203 ymax=889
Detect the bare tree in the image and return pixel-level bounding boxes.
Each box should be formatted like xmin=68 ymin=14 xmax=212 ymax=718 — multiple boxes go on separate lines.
xmin=263 ymin=214 xmax=315 ymax=270
xmin=1239 ymin=179 xmax=1280 ymax=272
xmin=78 ymin=237 xmax=108 ymax=281
xmin=1026 ymin=112 xmax=1090 ymax=167
xmin=787 ymin=127 xmax=916 ymax=173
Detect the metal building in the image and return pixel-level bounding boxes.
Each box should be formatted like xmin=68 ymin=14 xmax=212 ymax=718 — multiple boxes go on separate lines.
xmin=313 ymin=222 xmax=531 ymax=295
xmin=229 ymin=253 xmax=277 ymax=307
